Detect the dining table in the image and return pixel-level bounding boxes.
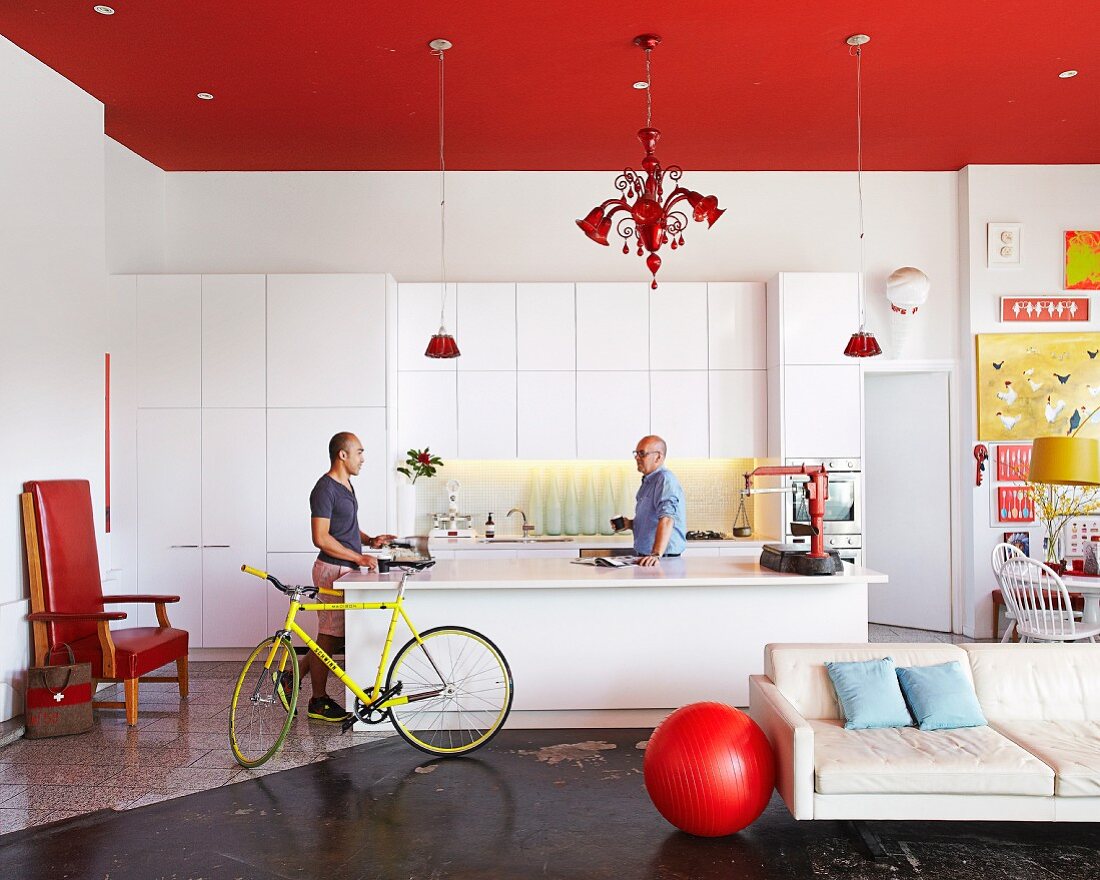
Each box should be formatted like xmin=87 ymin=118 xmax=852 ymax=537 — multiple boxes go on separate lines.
xmin=1061 ymin=573 xmax=1100 ymax=625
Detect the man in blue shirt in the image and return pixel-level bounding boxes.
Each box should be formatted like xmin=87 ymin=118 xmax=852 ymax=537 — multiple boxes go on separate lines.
xmin=614 ymin=435 xmax=687 ymax=566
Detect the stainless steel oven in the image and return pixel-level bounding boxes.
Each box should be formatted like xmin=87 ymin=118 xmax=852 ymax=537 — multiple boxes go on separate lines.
xmin=783 ymin=458 xmax=862 ymax=536
xmin=786 ymin=534 xmax=863 ymax=567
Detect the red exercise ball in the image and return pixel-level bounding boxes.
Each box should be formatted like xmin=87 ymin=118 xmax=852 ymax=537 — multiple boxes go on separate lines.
xmin=643 ymin=702 xmax=775 ymax=837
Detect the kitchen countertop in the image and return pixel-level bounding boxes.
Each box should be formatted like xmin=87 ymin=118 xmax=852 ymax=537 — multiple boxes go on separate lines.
xmin=427 ymin=534 xmax=777 ymax=551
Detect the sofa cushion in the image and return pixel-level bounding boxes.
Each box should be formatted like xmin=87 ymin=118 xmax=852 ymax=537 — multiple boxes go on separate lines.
xmin=766 ymin=644 xmax=969 ymax=721
xmin=896 ymin=661 xmax=987 ymax=731
xmin=825 ymin=657 xmax=913 ymax=729
xmin=961 ymin=643 xmax=1100 ymax=722
xmin=811 ymin=719 xmax=1054 ymax=796
xmin=991 ymin=721 xmax=1100 ymax=797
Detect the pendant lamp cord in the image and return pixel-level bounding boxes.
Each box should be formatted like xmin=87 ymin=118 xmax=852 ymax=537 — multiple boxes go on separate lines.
xmin=852 ymin=44 xmax=866 ymax=331
xmin=645 ymin=48 xmax=653 ymax=128
xmin=435 ymin=45 xmax=449 ymax=327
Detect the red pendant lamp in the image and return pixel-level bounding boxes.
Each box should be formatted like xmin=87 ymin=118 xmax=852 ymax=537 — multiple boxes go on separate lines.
xmin=576 ymin=35 xmax=723 ymax=290
xmin=842 ymin=34 xmax=882 ymax=359
xmin=424 ymin=39 xmax=460 ymax=359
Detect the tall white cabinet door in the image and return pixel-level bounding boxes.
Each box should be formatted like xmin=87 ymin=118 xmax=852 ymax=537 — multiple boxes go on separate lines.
xmin=709 ymin=282 xmax=767 ymax=370
xmin=201 ymin=409 xmax=268 ymax=647
xmin=576 ymin=283 xmax=649 ymax=371
xmin=267 ymin=407 xmax=388 ymax=553
xmin=136 ymin=275 xmax=201 ymax=407
xmin=397 ymin=372 xmax=458 ymax=460
xmin=456 ymin=284 xmax=516 ymax=371
xmin=710 ymin=371 xmax=768 ymax=457
xmin=518 ymin=372 xmax=576 ymax=459
xmin=458 ymin=372 xmax=517 ymax=458
xmin=397 ymin=283 xmax=457 ymax=372
xmin=650 ymin=283 xmax=708 ymax=370
xmin=576 ymin=371 xmax=649 ymax=459
xmin=201 ymin=275 xmax=266 ymax=408
xmin=783 ymin=365 xmax=861 ymax=459
xmin=267 ymin=275 xmax=387 ymax=407
xmin=651 ymin=371 xmax=709 ymax=458
xmin=779 ymin=273 xmax=860 ymax=366
xmin=517 ymin=283 xmax=575 ymax=371
xmin=137 ymin=409 xmax=203 ymax=640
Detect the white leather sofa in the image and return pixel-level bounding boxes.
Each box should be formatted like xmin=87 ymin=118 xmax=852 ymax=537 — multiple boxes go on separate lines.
xmin=749 ymin=643 xmax=1100 ymax=822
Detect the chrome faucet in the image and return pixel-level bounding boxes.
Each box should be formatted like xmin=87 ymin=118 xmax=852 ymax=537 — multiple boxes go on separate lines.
xmin=507 ymin=508 xmax=536 ymax=537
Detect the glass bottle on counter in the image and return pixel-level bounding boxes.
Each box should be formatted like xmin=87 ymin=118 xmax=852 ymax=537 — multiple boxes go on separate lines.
xmin=544 ymin=473 xmax=563 ymax=536
xmin=485 ymin=513 xmax=495 ymax=539
xmin=580 ymin=469 xmax=598 ymax=536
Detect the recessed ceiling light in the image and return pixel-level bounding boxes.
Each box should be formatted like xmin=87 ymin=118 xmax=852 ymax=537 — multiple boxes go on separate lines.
xmin=632 ymin=81 xmax=648 ymax=90
xmin=1059 ymin=69 xmax=1078 ymax=78
xmin=196 ymin=92 xmax=214 ymax=100
xmin=93 ymin=5 xmax=115 ymax=14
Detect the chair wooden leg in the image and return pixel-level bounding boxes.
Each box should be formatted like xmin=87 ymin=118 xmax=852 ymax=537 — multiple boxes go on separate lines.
xmin=124 ymin=678 xmax=139 ymax=726
xmin=992 ymin=602 xmax=999 ymax=641
xmin=176 ymin=656 xmax=189 ymax=699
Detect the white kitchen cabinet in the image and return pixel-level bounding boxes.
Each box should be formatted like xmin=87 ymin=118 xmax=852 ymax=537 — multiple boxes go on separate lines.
xmin=650 ymin=283 xmax=708 ymax=370
xmin=137 ymin=408 xmax=203 ymax=638
xmin=576 ymin=371 xmax=649 ymax=459
xmin=397 ymin=372 xmax=458 ymax=460
xmin=458 ymin=372 xmax=517 ymax=458
xmin=267 ymin=274 xmax=387 ymax=407
xmin=136 ymin=275 xmax=201 ymax=408
xmin=782 ymin=364 xmax=861 ymax=459
xmin=651 ymin=371 xmax=709 ymax=458
xmin=709 ymin=282 xmax=767 ymax=370
xmin=772 ymin=273 xmax=859 ymax=366
xmin=575 ymin=283 xmax=649 ymax=371
xmin=267 ymin=407 xmax=388 ymax=553
xmin=709 ymin=371 xmax=768 ymax=457
xmin=201 ymin=275 xmax=266 ymax=408
xmin=398 ymin=282 xmax=457 ymax=372
xmin=201 ymin=409 xmax=268 ymax=648
xmin=518 ymin=372 xmax=576 ymax=459
xmin=517 ymin=283 xmax=575 ymax=370
xmin=456 ymin=283 xmax=516 ymax=371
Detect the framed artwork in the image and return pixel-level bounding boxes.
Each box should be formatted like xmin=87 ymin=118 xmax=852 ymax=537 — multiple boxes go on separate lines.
xmin=996 ymin=444 xmax=1031 ymax=481
xmin=1065 ymin=231 xmax=1100 ymax=290
xmin=1003 ymin=531 xmax=1030 ymax=557
xmin=976 ymin=332 xmax=1100 ymax=440
xmin=1000 ymin=296 xmax=1089 ymax=322
xmin=987 ymin=223 xmax=1021 ymax=266
xmin=997 ymin=487 xmax=1034 ymax=523
xmin=1066 ymin=517 xmax=1100 ymax=556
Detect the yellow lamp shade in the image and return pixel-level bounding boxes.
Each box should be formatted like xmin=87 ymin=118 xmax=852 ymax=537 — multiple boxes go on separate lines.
xmin=1028 ymin=436 xmax=1100 ymax=486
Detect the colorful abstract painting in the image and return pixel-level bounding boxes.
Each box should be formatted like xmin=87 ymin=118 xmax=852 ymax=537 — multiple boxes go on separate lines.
xmin=1065 ymin=231 xmax=1100 ymax=290
xmin=977 ymin=332 xmax=1100 ymax=440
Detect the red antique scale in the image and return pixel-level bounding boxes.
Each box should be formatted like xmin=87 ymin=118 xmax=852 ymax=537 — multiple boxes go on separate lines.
xmin=742 ymin=464 xmax=841 ymax=576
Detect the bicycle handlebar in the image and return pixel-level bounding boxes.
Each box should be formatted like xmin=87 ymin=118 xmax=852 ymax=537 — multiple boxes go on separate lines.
xmin=241 ymin=559 xmax=436 ymax=595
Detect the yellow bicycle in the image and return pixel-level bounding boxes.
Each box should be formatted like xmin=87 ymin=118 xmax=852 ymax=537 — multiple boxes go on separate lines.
xmin=230 ymin=560 xmax=514 ymax=767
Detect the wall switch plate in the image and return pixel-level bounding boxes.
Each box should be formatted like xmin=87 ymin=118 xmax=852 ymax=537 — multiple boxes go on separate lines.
xmin=988 ymin=222 xmax=1022 ymax=267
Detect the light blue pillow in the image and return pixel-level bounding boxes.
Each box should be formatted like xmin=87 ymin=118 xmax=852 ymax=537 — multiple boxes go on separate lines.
xmin=824 ymin=657 xmax=913 ymax=729
xmin=895 ymin=661 xmax=987 ymax=731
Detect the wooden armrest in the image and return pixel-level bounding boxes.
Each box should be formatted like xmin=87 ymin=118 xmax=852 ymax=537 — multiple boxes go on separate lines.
xmin=27 ymin=610 xmax=127 ymax=622
xmin=102 ymin=594 xmax=181 ymax=604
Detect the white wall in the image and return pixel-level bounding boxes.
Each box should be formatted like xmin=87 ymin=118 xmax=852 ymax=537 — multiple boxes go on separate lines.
xmin=163 ymin=170 xmax=960 ymax=361
xmin=105 ymin=137 xmax=166 ymax=274
xmin=0 ymin=37 xmax=109 ymax=721
xmin=960 ymin=164 xmax=1100 ymax=636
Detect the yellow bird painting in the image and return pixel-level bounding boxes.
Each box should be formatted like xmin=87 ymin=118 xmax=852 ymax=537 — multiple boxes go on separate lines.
xmin=977 ymin=332 xmax=1100 ymax=440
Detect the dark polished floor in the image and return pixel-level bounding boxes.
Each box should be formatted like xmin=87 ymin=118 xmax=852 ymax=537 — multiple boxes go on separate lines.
xmin=3 ymin=727 xmax=1097 ymax=880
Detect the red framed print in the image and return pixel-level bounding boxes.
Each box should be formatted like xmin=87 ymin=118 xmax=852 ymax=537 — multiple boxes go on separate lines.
xmin=1000 ymin=296 xmax=1089 ymax=322
xmin=996 ymin=444 xmax=1031 ymax=481
xmin=997 ymin=486 xmax=1034 ymax=523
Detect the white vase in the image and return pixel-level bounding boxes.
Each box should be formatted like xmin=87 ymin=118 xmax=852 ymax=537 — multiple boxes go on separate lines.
xmin=563 ymin=470 xmax=580 ymax=536
xmin=544 ymin=473 xmax=562 ymax=536
xmin=396 ymin=480 xmax=418 ymax=538
xmin=580 ymin=469 xmax=598 ymax=536
xmin=598 ymin=470 xmax=617 ymax=535
xmin=620 ymin=468 xmax=638 ymax=519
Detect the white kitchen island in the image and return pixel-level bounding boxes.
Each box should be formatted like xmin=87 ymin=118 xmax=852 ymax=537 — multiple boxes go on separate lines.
xmin=339 ymin=556 xmax=886 ymax=728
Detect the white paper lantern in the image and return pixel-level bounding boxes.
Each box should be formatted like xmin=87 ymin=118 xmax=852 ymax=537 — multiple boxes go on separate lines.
xmin=885 ymin=267 xmax=930 ymax=356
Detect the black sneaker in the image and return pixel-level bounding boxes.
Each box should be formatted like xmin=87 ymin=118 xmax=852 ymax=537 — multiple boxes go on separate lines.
xmin=276 ymin=671 xmax=296 ymax=715
xmin=307 ymin=696 xmax=353 ymax=723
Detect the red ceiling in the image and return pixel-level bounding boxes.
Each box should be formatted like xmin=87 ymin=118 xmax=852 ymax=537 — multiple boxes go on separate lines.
xmin=0 ymin=2 xmax=1097 ymax=171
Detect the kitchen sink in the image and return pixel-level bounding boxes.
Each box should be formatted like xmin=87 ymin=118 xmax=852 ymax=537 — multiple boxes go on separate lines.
xmin=477 ymin=536 xmax=575 ymax=543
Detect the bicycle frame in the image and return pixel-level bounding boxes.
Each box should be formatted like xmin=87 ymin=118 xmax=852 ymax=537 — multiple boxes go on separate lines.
xmin=262 ymin=572 xmax=446 ymax=714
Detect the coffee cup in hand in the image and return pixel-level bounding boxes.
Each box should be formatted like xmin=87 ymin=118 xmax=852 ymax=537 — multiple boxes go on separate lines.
xmin=610 ymin=515 xmax=626 ymax=532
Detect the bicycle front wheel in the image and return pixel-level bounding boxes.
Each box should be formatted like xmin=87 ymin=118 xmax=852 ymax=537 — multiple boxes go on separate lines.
xmin=230 ymin=635 xmax=299 ymax=768
xmin=386 ymin=626 xmax=513 ymax=756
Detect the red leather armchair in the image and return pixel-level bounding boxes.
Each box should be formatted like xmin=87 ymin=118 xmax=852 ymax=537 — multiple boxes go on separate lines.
xmin=22 ymin=480 xmax=189 ymax=726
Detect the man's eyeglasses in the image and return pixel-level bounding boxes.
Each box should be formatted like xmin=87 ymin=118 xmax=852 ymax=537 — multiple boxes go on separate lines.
xmin=632 ymin=450 xmax=660 ymax=458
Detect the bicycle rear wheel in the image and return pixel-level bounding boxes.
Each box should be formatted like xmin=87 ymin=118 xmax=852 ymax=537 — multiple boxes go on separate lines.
xmin=230 ymin=636 xmax=299 ymax=768
xmin=386 ymin=626 xmax=513 ymax=756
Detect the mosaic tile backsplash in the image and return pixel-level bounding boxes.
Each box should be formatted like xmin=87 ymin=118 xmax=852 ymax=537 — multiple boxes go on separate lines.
xmin=410 ymin=459 xmax=760 ymax=537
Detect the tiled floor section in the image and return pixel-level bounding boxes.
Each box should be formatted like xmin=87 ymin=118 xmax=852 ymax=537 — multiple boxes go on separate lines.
xmin=0 ymin=660 xmax=393 ymax=834
xmin=0 ymin=625 xmax=977 ymax=836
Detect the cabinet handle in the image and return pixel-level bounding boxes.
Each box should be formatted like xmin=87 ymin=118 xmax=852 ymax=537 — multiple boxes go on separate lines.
xmin=169 ymin=544 xmax=199 ymax=549
xmin=202 ymin=544 xmax=230 ymax=548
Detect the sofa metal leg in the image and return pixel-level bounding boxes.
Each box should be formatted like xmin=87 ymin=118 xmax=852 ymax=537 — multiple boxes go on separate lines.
xmin=848 ymin=820 xmax=888 ymax=861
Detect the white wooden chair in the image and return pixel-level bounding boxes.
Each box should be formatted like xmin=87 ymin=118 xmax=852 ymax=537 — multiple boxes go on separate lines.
xmin=991 ymin=542 xmax=1026 ymax=642
xmin=999 ymin=557 xmax=1100 ymax=643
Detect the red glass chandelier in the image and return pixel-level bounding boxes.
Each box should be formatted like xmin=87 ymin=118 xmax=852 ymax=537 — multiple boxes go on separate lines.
xmin=424 ymin=38 xmax=460 ymax=359
xmin=576 ymin=34 xmax=723 ymax=290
